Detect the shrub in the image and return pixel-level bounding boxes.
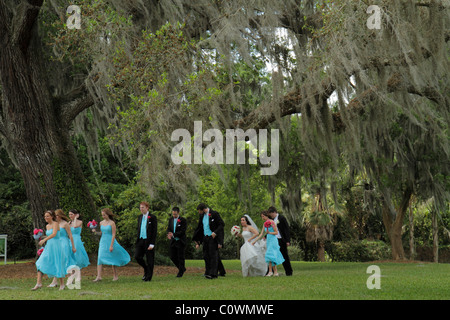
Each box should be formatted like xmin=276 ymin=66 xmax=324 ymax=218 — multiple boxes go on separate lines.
xmin=329 ymin=240 xmax=391 ymax=262
xmin=288 ymin=241 xmax=305 ymax=261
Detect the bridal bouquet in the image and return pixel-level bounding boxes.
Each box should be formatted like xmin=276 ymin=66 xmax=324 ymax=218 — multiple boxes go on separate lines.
xmin=87 ymin=220 xmax=98 ymax=229
xmin=231 ymin=225 xmax=240 ymax=236
xmin=264 ymin=220 xmax=272 ymax=229
xmin=33 ymin=228 xmax=44 ymax=240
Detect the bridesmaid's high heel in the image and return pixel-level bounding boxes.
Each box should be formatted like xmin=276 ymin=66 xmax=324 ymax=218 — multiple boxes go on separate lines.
xmin=265 ymin=272 xmax=273 ymax=277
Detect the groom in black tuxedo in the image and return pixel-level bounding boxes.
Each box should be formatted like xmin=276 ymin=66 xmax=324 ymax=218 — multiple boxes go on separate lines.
xmin=192 ymin=203 xmax=224 ymax=279
xmin=135 ymin=201 xmax=158 ymax=281
xmin=268 ymin=206 xmax=293 ymax=276
xmin=167 ymin=207 xmax=187 ymax=277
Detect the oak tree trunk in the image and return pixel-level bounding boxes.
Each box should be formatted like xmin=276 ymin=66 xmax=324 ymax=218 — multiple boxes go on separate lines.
xmin=0 ymin=1 xmax=96 ymax=229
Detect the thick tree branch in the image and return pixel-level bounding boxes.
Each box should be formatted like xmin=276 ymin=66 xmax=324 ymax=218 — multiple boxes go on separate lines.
xmin=11 ymin=0 xmax=43 ymax=54
xmin=234 ymin=78 xmax=336 ymax=131
xmin=61 ymin=94 xmax=95 ymax=126
xmin=59 ymin=77 xmax=99 ymax=126
xmin=235 ymin=26 xmax=449 ymax=132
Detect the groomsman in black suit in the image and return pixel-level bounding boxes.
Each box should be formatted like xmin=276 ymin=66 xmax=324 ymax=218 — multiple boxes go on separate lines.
xmin=167 ymin=207 xmax=187 ymax=277
xmin=268 ymin=206 xmax=293 ymax=276
xmin=192 ymin=203 xmax=225 ymax=279
xmin=135 ymin=201 xmax=158 ymax=281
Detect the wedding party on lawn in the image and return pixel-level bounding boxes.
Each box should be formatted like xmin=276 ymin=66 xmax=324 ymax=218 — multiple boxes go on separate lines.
xmin=0 ymin=0 xmax=448 ymax=306
xmin=30 ymin=203 xmax=292 ymax=290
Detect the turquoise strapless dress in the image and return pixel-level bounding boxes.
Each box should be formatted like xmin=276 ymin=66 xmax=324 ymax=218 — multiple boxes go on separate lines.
xmin=35 ymin=229 xmax=66 ymax=278
xmin=71 ymin=227 xmax=90 ymax=269
xmin=60 ymin=227 xmax=78 ymax=272
xmin=97 ymin=225 xmax=130 ymax=266
xmin=265 ymin=226 xmax=285 ymax=265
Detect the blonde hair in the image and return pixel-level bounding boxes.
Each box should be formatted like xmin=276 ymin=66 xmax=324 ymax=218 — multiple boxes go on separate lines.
xmin=101 ymin=208 xmax=116 ymax=220
xmin=55 ymin=209 xmax=70 ymax=222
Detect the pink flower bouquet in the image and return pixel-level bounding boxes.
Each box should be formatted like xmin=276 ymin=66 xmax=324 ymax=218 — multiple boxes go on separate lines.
xmin=87 ymin=220 xmax=98 ymax=229
xmin=33 ymin=228 xmax=44 ymax=240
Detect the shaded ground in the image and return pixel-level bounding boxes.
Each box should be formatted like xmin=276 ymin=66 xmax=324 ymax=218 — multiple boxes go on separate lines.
xmin=0 ymin=261 xmax=209 ymax=279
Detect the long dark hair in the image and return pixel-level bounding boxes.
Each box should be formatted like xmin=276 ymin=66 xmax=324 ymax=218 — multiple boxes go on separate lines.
xmin=69 ymin=209 xmax=82 ymax=221
xmin=241 ymin=216 xmax=252 ymax=226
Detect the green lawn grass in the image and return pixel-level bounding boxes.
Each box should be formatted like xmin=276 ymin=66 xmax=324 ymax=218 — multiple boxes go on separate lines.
xmin=0 ymin=260 xmax=449 ymax=300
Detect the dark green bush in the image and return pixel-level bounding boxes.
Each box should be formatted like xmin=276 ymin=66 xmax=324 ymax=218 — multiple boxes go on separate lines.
xmin=329 ymin=240 xmax=391 ymax=262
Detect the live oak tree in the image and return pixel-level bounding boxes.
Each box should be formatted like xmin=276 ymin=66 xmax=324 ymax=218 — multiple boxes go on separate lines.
xmin=0 ymin=0 xmax=96 ymax=228
xmin=0 ymin=0 xmax=448 ymax=260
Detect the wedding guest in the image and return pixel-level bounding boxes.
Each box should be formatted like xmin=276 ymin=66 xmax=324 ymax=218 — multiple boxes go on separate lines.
xmin=252 ymin=211 xmax=284 ymax=276
xmin=204 ymin=255 xmax=226 ymax=277
xmin=268 ymin=206 xmax=293 ymax=276
xmin=68 ymin=209 xmax=90 ymax=269
xmin=31 ymin=210 xmax=66 ymax=290
xmin=237 ymin=215 xmax=266 ymax=277
xmin=135 ymin=201 xmax=157 ymax=281
xmin=167 ymin=207 xmax=187 ymax=277
xmin=193 ymin=203 xmax=225 ymax=279
xmin=47 ymin=209 xmax=77 ymax=288
xmin=93 ymin=208 xmax=130 ymax=282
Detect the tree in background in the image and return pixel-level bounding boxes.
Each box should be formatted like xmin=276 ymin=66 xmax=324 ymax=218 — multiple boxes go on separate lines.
xmin=1 ymin=0 xmax=448 ymax=262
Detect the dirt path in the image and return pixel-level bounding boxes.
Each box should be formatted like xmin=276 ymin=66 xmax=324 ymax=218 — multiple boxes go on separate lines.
xmin=0 ymin=261 xmax=205 ymax=279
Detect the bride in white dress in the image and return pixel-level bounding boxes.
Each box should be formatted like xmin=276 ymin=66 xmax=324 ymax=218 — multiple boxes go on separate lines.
xmin=237 ymin=215 xmax=267 ymax=277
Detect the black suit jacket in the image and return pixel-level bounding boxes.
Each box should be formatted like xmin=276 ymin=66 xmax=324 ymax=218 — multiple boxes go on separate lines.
xmin=275 ymin=214 xmax=291 ymax=243
xmin=136 ymin=213 xmax=158 ymax=247
xmin=192 ymin=209 xmax=225 ymax=247
xmin=167 ymin=216 xmax=187 ymax=246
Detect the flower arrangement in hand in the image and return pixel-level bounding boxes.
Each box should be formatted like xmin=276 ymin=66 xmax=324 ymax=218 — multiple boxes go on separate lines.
xmin=87 ymin=220 xmax=98 ymax=229
xmin=231 ymin=225 xmax=240 ymax=237
xmin=264 ymin=220 xmax=272 ymax=229
xmin=37 ymin=247 xmax=44 ymax=256
xmin=33 ymin=229 xmax=44 ymax=240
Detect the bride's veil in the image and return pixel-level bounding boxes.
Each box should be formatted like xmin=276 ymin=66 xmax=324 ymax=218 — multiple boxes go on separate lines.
xmin=244 ymin=214 xmax=259 ymax=234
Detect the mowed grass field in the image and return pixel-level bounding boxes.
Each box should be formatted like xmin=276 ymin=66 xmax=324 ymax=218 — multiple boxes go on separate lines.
xmin=0 ymin=260 xmax=448 ymax=300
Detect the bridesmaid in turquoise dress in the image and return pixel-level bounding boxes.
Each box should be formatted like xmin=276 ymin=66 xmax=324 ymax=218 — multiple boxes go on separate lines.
xmin=69 ymin=209 xmax=90 ymax=269
xmin=47 ymin=209 xmax=78 ymax=288
xmin=252 ymin=211 xmax=284 ymax=277
xmin=32 ymin=211 xmax=66 ymax=291
xmin=93 ymin=208 xmax=130 ymax=281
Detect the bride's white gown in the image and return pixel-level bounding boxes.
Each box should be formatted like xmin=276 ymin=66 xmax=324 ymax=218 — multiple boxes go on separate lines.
xmin=240 ymin=230 xmax=267 ymax=277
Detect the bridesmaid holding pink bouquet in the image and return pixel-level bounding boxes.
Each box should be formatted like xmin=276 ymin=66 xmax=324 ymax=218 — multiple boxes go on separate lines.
xmin=31 ymin=210 xmax=65 ymax=290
